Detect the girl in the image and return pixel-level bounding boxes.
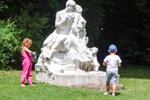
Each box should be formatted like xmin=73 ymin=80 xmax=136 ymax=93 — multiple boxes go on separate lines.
xmin=20 ymin=37 xmax=36 ymax=87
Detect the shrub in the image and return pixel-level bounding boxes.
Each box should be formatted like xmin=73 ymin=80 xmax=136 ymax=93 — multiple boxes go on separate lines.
xmin=0 ymin=20 xmax=22 ymax=70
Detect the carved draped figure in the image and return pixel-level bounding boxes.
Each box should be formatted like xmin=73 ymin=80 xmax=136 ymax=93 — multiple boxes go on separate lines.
xmin=35 ymin=0 xmax=100 ymax=74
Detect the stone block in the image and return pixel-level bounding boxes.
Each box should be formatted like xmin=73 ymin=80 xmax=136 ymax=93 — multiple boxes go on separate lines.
xmin=36 ymin=71 xmax=124 ymax=90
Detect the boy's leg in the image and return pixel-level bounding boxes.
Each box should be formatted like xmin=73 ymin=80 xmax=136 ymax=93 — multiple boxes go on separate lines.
xmin=112 ymin=84 xmax=116 ymax=96
xmin=104 ymin=71 xmax=111 ymax=95
xmin=111 ymin=71 xmax=118 ymax=96
xmin=106 ymin=83 xmax=110 ymax=92
xmin=104 ymin=82 xmax=110 ymax=95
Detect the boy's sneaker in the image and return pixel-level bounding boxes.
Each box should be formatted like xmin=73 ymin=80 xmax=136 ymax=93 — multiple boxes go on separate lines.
xmin=104 ymin=92 xmax=110 ymax=95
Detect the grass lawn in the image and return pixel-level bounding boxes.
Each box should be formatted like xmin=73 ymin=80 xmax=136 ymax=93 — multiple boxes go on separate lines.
xmin=0 ymin=65 xmax=150 ymax=100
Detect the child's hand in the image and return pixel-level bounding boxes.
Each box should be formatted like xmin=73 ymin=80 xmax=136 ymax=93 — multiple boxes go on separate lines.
xmin=32 ymin=52 xmax=37 ymax=58
xmin=103 ymin=62 xmax=107 ymax=66
xmin=32 ymin=52 xmax=36 ymax=54
xmin=32 ymin=52 xmax=37 ymax=62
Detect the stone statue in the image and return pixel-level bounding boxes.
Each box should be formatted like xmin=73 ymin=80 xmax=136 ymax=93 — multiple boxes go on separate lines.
xmin=35 ymin=0 xmax=100 ymax=74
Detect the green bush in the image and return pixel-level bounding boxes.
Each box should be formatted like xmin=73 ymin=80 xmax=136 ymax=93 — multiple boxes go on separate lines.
xmin=0 ymin=3 xmax=50 ymax=69
xmin=0 ymin=20 xmax=22 ymax=70
xmin=14 ymin=9 xmax=49 ymax=59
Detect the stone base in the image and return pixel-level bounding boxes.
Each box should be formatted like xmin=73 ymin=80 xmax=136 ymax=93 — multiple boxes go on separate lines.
xmin=36 ymin=71 xmax=124 ymax=90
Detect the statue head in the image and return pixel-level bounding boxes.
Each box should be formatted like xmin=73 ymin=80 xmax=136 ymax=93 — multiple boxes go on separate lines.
xmin=66 ymin=0 xmax=76 ymax=12
xmin=76 ymin=5 xmax=83 ymax=14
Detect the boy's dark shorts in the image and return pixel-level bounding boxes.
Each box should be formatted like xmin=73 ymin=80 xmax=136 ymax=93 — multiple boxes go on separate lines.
xmin=106 ymin=70 xmax=118 ymax=84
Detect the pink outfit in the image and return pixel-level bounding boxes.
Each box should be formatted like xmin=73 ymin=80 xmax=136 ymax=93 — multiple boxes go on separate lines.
xmin=20 ymin=50 xmax=33 ymax=85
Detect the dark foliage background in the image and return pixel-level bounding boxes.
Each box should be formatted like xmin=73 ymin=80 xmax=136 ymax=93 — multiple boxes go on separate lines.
xmin=0 ymin=0 xmax=149 ymax=69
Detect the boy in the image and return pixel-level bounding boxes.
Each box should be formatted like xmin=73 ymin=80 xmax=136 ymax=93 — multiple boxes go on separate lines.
xmin=103 ymin=44 xmax=122 ymax=96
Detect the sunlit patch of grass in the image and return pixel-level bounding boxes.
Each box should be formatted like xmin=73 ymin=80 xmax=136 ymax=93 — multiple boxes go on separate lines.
xmin=0 ymin=66 xmax=150 ymax=100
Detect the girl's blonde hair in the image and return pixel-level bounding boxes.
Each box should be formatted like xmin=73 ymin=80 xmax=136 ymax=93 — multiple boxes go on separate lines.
xmin=21 ymin=37 xmax=32 ymax=51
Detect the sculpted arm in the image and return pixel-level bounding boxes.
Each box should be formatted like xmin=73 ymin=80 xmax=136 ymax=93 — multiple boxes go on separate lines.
xmin=55 ymin=12 xmax=67 ymax=27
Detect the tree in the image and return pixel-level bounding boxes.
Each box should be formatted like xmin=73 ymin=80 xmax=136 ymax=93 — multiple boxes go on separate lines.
xmin=99 ymin=0 xmax=150 ymax=65
xmin=0 ymin=20 xmax=22 ymax=69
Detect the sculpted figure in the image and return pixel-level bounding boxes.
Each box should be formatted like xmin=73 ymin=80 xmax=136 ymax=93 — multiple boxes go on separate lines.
xmin=72 ymin=5 xmax=87 ymax=45
xmin=35 ymin=0 xmax=100 ymax=74
xmin=43 ymin=0 xmax=76 ymax=47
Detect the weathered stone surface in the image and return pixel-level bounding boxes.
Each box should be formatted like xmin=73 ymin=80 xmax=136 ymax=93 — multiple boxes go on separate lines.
xmin=34 ymin=0 xmax=124 ymax=90
xmin=36 ymin=71 xmax=123 ymax=90
xmin=36 ymin=71 xmax=105 ymax=90
xmin=35 ymin=0 xmax=100 ymax=83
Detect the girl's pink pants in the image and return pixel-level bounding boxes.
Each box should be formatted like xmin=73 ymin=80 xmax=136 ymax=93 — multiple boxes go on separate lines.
xmin=20 ymin=61 xmax=32 ymax=85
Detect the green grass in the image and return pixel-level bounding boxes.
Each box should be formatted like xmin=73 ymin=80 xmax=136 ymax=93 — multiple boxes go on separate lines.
xmin=0 ymin=66 xmax=150 ymax=100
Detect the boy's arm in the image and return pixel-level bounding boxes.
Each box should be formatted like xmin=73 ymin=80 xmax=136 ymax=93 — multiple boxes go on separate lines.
xmin=103 ymin=62 xmax=107 ymax=66
xmin=118 ymin=63 xmax=121 ymax=67
xmin=118 ymin=56 xmax=122 ymax=67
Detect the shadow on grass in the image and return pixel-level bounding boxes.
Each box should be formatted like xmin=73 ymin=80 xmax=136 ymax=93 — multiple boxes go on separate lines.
xmin=116 ymin=92 xmax=121 ymax=96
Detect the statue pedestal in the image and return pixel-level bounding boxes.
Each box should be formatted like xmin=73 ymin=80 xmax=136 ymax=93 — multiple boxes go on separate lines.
xmin=36 ymin=71 xmax=123 ymax=90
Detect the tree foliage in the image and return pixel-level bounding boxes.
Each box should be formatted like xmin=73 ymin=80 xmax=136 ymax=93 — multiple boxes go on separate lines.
xmin=99 ymin=0 xmax=150 ymax=65
xmin=0 ymin=0 xmax=150 ymax=69
xmin=0 ymin=0 xmax=56 ymax=69
xmin=0 ymin=20 xmax=22 ymax=69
